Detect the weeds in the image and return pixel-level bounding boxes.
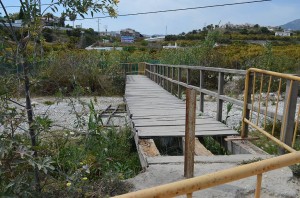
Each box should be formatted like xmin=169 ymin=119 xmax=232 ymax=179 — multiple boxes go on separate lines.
xmin=0 ymin=99 xmax=141 ymax=197
xmin=43 ymin=100 xmax=55 ymax=105
xmin=222 ymin=102 xmax=233 ymax=125
xmin=239 ymin=157 xmax=263 ymax=165
xmin=290 ymin=164 xmax=300 ymax=178
xmin=201 ymin=136 xmax=228 ymax=155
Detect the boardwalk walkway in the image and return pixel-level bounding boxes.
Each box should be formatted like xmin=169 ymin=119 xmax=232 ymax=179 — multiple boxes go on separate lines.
xmin=123 ymin=75 xmax=299 ymax=198
xmin=125 ymin=75 xmax=238 ymax=138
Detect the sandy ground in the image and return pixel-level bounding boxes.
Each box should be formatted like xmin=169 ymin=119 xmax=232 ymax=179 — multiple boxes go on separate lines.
xmin=1 ymin=96 xmax=126 ymax=133
xmin=127 ymin=161 xmax=300 ymax=198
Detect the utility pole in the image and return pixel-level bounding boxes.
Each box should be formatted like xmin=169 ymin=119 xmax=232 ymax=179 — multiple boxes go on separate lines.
xmin=104 ymin=25 xmax=108 ymax=35
xmin=98 ymin=19 xmax=101 ymax=37
xmin=165 ymin=25 xmax=168 ymax=35
xmin=38 ymin=0 xmax=41 ymax=15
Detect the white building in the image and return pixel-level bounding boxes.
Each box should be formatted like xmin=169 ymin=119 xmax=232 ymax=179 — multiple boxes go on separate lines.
xmin=145 ymin=36 xmax=165 ymax=42
xmin=275 ymin=30 xmax=291 ymax=37
xmin=163 ymin=42 xmax=180 ymax=49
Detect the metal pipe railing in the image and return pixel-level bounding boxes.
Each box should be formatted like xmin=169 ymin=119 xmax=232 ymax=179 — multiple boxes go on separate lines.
xmin=242 ymin=68 xmax=300 ymax=152
xmin=114 ymin=151 xmax=300 ymax=198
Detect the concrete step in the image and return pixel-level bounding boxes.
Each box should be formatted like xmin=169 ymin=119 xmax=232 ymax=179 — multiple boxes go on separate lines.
xmin=127 ymin=154 xmax=300 ymax=198
xmin=147 ymin=154 xmax=272 ymax=165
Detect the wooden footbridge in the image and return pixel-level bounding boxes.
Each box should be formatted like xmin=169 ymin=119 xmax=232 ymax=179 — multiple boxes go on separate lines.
xmin=119 ymin=63 xmax=300 ymax=198
xmin=125 ymin=75 xmax=238 ymax=138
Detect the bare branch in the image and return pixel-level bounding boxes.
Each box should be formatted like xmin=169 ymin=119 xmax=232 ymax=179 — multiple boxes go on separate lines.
xmin=5 ymin=98 xmax=26 ymax=108
xmin=0 ymin=0 xmax=19 ymax=43
xmin=41 ymin=2 xmax=60 ymax=16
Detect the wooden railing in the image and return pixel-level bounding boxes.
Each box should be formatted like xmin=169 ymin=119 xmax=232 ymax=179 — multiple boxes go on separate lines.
xmin=144 ymin=62 xmax=246 ymax=123
xmin=118 ymin=63 xmax=300 ymax=197
xmin=143 ymin=63 xmax=300 ymax=152
xmin=121 ymin=62 xmax=145 ymax=75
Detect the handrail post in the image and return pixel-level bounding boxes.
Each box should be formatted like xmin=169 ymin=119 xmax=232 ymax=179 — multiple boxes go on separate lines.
xmin=154 ymin=65 xmax=158 ymax=84
xmin=216 ymin=72 xmax=224 ymax=122
xmin=178 ymin=68 xmax=182 ymax=99
xmin=167 ymin=66 xmax=171 ymax=91
xmin=148 ymin=65 xmax=154 ymax=80
xmin=162 ymin=66 xmax=165 ymax=88
xmin=171 ymin=67 xmax=175 ymax=95
xmin=160 ymin=65 xmax=163 ymax=87
xmin=151 ymin=64 xmax=154 ymax=80
xmin=255 ymin=174 xmax=263 ymax=198
xmin=187 ymin=68 xmax=191 ymax=85
xmin=241 ymin=70 xmax=252 ymax=138
xmin=158 ymin=65 xmax=161 ymax=86
xmin=199 ymin=70 xmax=204 ymax=112
xmin=184 ymin=88 xmax=196 ymax=179
xmin=280 ymin=80 xmax=298 ymax=153
xmin=163 ymin=66 xmax=167 ymax=89
xmin=123 ymin=63 xmax=126 ymax=77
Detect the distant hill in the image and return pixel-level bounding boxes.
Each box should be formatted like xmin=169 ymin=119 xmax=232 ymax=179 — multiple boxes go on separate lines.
xmin=281 ymin=19 xmax=300 ymax=30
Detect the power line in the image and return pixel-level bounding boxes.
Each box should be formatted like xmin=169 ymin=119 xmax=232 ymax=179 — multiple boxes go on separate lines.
xmin=67 ymin=0 xmax=272 ymax=21
xmin=0 ymin=3 xmax=52 ymax=8
xmin=1 ymin=0 xmax=271 ymax=20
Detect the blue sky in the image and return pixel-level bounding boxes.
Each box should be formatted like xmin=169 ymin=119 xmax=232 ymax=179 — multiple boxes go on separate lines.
xmin=1 ymin=0 xmax=300 ymax=35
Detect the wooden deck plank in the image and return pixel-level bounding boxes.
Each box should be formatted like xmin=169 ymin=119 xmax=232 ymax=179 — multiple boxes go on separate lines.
xmin=125 ymin=75 xmax=238 ymax=138
xmin=138 ymin=130 xmax=237 ymax=138
xmin=133 ymin=119 xmax=221 ymax=127
xmin=137 ymin=125 xmax=233 ymax=133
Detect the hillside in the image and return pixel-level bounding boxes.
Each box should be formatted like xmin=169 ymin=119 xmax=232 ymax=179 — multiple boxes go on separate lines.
xmin=281 ymin=19 xmax=300 ymax=30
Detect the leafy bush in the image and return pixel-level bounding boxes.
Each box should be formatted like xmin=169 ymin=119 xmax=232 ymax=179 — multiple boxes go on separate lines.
xmin=0 ymin=98 xmax=141 ymax=197
xmin=33 ymin=50 xmax=125 ymax=96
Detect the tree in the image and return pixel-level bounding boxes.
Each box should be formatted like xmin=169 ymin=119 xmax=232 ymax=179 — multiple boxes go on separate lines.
xmin=0 ymin=0 xmax=118 ymax=193
xmin=42 ymin=27 xmax=54 ymax=42
xmin=69 ymin=12 xmax=77 ymax=28
xmin=18 ymin=7 xmax=24 ymax=20
xmin=58 ymin=13 xmax=66 ymax=27
xmin=43 ymin=12 xmax=54 ymax=25
xmin=260 ymin=26 xmax=270 ymax=34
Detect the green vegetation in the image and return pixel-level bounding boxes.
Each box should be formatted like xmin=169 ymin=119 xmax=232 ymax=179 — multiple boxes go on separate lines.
xmin=201 ymin=137 xmax=228 ymax=155
xmin=239 ymin=157 xmax=263 ymax=165
xmin=0 ymin=0 xmax=144 ymax=197
xmin=0 ymin=118 xmax=140 ymax=196
xmin=2 ymin=5 xmax=300 ymax=195
xmin=43 ymin=100 xmax=55 ymax=105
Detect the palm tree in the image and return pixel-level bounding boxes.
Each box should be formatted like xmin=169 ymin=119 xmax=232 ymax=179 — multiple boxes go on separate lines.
xmin=69 ymin=13 xmax=77 ymax=28
xmin=43 ymin=12 xmax=53 ymax=25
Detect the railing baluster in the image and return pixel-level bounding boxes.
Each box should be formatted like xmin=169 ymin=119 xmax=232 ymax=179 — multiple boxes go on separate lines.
xmin=155 ymin=65 xmax=158 ymax=83
xmin=264 ymin=76 xmax=272 ymax=129
xmin=280 ymin=80 xmax=298 ymax=153
xmin=272 ymin=78 xmax=282 ymax=136
xmin=187 ymin=68 xmax=191 ymax=85
xmin=256 ymin=74 xmax=264 ymax=126
xmin=167 ymin=66 xmax=171 ymax=91
xmin=178 ymin=68 xmax=182 ymax=99
xmin=171 ymin=67 xmax=175 ymax=95
xmin=199 ymin=70 xmax=204 ymax=113
xmin=217 ymin=72 xmax=224 ymax=122
xmin=163 ymin=66 xmax=166 ymax=89
xmin=292 ymin=104 xmax=300 ymax=147
xmin=159 ymin=65 xmax=162 ymax=86
xmin=255 ymin=173 xmax=263 ymax=198
xmin=250 ymin=72 xmax=256 ymax=122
